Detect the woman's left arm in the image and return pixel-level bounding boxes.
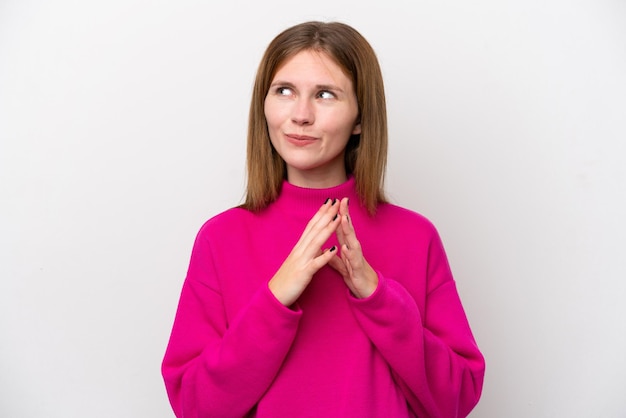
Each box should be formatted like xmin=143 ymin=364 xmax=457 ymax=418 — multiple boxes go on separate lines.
xmin=330 ymin=199 xmax=485 ymax=418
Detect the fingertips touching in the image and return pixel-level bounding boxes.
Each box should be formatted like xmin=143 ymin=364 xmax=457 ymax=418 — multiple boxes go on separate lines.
xmin=322 ymin=245 xmax=338 ymax=262
xmin=341 ymin=211 xmax=352 ymax=235
xmin=338 ymin=197 xmax=349 ymax=214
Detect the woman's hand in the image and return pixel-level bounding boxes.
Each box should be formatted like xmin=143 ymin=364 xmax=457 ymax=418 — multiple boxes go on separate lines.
xmin=328 ymin=198 xmax=379 ymax=298
xmin=268 ymin=198 xmax=342 ymax=306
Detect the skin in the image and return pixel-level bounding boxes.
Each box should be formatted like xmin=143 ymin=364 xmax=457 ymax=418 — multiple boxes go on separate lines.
xmin=264 ymin=50 xmax=378 ymax=307
xmin=264 ymin=49 xmax=361 ymax=189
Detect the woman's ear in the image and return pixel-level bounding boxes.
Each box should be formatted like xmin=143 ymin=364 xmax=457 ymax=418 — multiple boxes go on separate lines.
xmin=352 ymin=121 xmax=362 ymax=135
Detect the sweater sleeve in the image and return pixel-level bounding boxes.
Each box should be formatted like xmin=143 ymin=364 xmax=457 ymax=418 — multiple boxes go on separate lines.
xmin=161 ymin=229 xmax=302 ymax=418
xmin=347 ymin=229 xmax=485 ymax=418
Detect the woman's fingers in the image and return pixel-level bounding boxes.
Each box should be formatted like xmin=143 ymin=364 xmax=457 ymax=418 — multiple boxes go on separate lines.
xmin=330 ymin=198 xmax=378 ymax=298
xmin=269 ymin=199 xmax=342 ymax=306
xmin=327 ymin=252 xmax=348 ymax=277
xmin=336 ymin=198 xmax=360 ymax=252
xmin=298 ymin=198 xmax=341 ymax=250
xmin=313 ymin=245 xmax=339 ymax=270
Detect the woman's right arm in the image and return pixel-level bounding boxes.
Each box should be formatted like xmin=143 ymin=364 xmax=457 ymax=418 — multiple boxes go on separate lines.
xmin=161 ymin=230 xmax=302 ymax=418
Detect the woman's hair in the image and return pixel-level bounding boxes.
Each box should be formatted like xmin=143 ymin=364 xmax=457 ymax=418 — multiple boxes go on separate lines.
xmin=242 ymin=21 xmax=388 ymax=215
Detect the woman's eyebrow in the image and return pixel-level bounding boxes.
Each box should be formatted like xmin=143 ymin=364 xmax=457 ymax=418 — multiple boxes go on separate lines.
xmin=316 ymin=84 xmax=345 ymax=93
xmin=269 ymin=80 xmax=295 ymax=88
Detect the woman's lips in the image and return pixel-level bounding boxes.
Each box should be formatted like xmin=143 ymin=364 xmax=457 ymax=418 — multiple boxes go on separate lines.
xmin=286 ymin=134 xmax=318 ymax=146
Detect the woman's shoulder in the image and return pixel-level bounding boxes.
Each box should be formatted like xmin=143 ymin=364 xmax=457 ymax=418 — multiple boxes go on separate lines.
xmin=197 ymin=206 xmax=256 ymax=237
xmin=375 ymin=202 xmax=439 ymax=236
xmin=377 ymin=202 xmax=433 ymax=225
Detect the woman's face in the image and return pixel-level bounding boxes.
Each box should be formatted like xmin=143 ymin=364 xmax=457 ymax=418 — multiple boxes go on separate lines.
xmin=264 ymin=49 xmax=361 ymax=188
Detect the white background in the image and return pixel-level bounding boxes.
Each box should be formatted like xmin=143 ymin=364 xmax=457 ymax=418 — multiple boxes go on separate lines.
xmin=1 ymin=1 xmax=625 ymax=417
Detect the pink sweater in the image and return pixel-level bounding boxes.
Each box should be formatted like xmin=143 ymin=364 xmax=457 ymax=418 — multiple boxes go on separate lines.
xmin=162 ymin=178 xmax=485 ymax=417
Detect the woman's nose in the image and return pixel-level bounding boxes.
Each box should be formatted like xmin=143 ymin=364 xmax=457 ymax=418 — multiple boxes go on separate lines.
xmin=291 ymin=98 xmax=314 ymax=125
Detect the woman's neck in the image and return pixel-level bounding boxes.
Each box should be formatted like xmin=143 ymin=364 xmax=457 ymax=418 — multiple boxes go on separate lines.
xmin=274 ymin=176 xmax=357 ymax=217
xmin=285 ymin=167 xmax=348 ymax=189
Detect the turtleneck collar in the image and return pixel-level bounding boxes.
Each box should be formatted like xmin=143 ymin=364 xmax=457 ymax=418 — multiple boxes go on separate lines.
xmin=273 ymin=176 xmax=360 ymax=218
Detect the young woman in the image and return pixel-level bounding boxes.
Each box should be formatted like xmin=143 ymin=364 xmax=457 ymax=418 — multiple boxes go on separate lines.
xmin=162 ymin=21 xmax=485 ymax=418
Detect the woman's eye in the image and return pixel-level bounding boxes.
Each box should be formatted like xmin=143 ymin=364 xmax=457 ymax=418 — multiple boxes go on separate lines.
xmin=277 ymin=87 xmax=293 ymax=96
xmin=318 ymin=90 xmax=335 ymax=99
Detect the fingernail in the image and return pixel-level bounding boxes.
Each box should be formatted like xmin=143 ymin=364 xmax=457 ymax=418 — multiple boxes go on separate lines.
xmin=346 ymin=214 xmax=350 ymax=224
xmin=332 ymin=214 xmax=338 ymax=221
xmin=330 ymin=246 xmax=337 ymax=252
xmin=324 ymin=198 xmax=331 ymax=204
xmin=332 ymin=198 xmax=338 ymax=206
xmin=347 ymin=198 xmax=350 ymax=206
